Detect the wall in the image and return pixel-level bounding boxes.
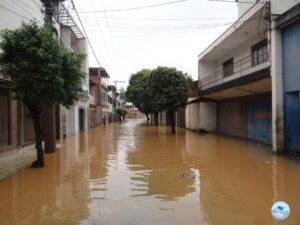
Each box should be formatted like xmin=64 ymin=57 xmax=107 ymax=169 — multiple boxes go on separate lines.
xmin=271 ymin=0 xmax=300 ymax=15
xmin=237 ymin=0 xmax=258 ymax=17
xmin=185 ymin=102 xmax=217 ymax=132
xmin=218 ymin=102 xmax=247 ymax=138
xmin=0 ymin=0 xmax=43 ymax=31
xmin=218 ymin=94 xmax=271 ymax=144
xmin=185 ymin=102 xmax=201 ymax=130
xmin=199 ymin=103 xmax=217 ymax=132
xmin=199 ymin=35 xmax=266 ymax=80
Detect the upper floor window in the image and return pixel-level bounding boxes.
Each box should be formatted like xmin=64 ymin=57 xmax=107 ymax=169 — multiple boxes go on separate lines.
xmin=252 ymin=39 xmax=268 ymax=66
xmin=223 ymin=58 xmax=234 ymax=77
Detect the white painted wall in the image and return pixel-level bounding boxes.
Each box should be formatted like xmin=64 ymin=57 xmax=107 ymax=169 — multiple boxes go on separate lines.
xmin=271 ymin=23 xmax=284 ymax=153
xmin=271 ymin=0 xmax=300 ymax=15
xmin=185 ymin=102 xmax=201 ymax=130
xmin=0 ymin=0 xmax=43 ymax=31
xmin=199 ymin=35 xmax=266 ymax=80
xmin=199 ymin=103 xmax=217 ymax=132
xmin=185 ymin=102 xmax=217 ymax=132
xmin=237 ymin=0 xmax=258 ymax=17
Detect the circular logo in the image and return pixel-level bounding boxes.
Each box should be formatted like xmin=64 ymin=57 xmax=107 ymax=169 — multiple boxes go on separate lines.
xmin=271 ymin=201 xmax=290 ymax=221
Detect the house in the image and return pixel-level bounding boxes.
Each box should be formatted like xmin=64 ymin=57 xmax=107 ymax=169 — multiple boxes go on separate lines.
xmin=272 ymin=2 xmax=300 ymax=153
xmin=57 ymin=4 xmax=89 ymax=137
xmin=108 ymin=85 xmax=117 ymax=122
xmin=89 ymin=67 xmax=111 ymax=124
xmin=187 ymin=0 xmax=300 ymax=153
xmin=0 ymin=0 xmax=44 ymax=152
xmin=88 ymin=67 xmax=102 ymax=127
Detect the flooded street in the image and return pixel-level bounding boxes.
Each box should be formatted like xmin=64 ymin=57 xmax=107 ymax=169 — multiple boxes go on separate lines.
xmin=0 ymin=118 xmax=300 ymax=225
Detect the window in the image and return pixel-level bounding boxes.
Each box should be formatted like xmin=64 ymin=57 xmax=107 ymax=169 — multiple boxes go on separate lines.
xmin=0 ymin=87 xmax=9 ymax=147
xmin=223 ymin=58 xmax=234 ymax=77
xmin=252 ymin=39 xmax=268 ymax=66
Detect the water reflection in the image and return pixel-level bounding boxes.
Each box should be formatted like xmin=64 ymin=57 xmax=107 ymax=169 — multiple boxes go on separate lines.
xmin=0 ymin=119 xmax=300 ymax=225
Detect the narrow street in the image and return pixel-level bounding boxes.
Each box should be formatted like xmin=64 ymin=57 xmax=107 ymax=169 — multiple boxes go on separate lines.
xmin=0 ymin=119 xmax=299 ymax=225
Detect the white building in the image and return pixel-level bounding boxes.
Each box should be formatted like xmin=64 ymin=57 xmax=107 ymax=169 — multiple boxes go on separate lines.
xmin=58 ymin=5 xmax=89 ymax=137
xmin=187 ymin=0 xmax=300 ymax=153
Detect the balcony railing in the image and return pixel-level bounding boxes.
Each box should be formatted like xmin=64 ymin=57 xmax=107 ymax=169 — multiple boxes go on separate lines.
xmin=199 ymin=55 xmax=270 ymax=91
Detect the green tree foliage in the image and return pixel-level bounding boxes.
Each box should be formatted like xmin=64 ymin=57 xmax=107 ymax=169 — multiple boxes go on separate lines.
xmin=149 ymin=66 xmax=190 ymax=133
xmin=126 ymin=66 xmax=191 ymax=133
xmin=0 ymin=22 xmax=85 ymax=167
xmin=116 ymin=107 xmax=128 ymax=121
xmin=125 ymin=69 xmax=157 ymax=121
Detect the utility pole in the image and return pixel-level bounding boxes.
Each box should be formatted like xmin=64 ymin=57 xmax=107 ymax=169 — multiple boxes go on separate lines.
xmin=113 ymin=80 xmax=125 ymax=91
xmin=41 ymin=0 xmax=57 ymax=153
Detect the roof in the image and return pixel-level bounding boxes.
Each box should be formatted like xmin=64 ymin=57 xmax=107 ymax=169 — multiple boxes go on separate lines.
xmin=108 ymin=85 xmax=116 ymax=91
xmin=100 ymin=67 xmax=110 ymax=78
xmin=59 ymin=3 xmax=85 ymax=39
xmin=89 ymin=76 xmax=99 ymax=85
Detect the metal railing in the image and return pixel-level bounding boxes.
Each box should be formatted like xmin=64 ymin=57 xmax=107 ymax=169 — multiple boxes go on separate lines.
xmin=199 ymin=55 xmax=270 ymax=91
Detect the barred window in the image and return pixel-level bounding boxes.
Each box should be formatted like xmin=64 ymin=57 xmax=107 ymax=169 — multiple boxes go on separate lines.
xmin=252 ymin=39 xmax=268 ymax=66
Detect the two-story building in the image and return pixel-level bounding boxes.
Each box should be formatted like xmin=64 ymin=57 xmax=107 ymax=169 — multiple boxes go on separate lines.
xmin=88 ymin=67 xmax=111 ymax=125
xmin=187 ymin=0 xmax=300 ymax=153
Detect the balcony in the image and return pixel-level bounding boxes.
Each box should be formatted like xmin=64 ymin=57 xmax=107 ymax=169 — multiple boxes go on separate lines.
xmin=199 ymin=55 xmax=271 ymax=99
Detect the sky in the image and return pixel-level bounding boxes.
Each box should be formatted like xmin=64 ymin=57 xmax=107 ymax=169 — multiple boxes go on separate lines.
xmin=71 ymin=0 xmax=239 ymax=90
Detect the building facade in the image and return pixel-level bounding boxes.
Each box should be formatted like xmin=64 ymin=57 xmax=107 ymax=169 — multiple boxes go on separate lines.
xmin=187 ymin=0 xmax=300 ymax=153
xmin=58 ymin=20 xmax=89 ymax=137
xmin=0 ymin=0 xmax=44 ymax=152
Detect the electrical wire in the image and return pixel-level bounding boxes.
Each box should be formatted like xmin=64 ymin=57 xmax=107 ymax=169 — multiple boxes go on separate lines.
xmin=0 ymin=2 xmax=33 ymax=21
xmin=76 ymin=0 xmax=188 ymax=13
xmin=69 ymin=0 xmax=102 ymax=67
xmin=100 ymin=0 xmax=124 ymax=74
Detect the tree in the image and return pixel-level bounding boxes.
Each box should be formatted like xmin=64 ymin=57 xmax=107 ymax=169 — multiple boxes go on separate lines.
xmin=116 ymin=107 xmax=128 ymax=121
xmin=125 ymin=69 xmax=159 ymax=123
xmin=0 ymin=22 xmax=85 ymax=167
xmin=149 ymin=66 xmax=190 ymax=134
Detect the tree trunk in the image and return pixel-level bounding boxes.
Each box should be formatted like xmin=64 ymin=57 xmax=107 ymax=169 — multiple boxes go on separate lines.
xmin=169 ymin=110 xmax=176 ymax=134
xmin=154 ymin=112 xmax=159 ymax=126
xmin=28 ymin=106 xmax=44 ymax=167
xmin=146 ymin=113 xmax=150 ymax=123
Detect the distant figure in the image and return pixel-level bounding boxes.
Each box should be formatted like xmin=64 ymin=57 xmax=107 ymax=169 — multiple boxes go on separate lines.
xmin=102 ymin=116 xmax=106 ymax=124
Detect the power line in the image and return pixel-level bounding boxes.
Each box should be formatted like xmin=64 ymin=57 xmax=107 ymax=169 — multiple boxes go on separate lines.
xmin=68 ymin=0 xmax=101 ymax=67
xmin=0 ymin=3 xmax=33 ymax=21
xmin=209 ymin=0 xmax=264 ymax=3
xmin=81 ymin=16 xmax=237 ymax=21
xmin=76 ymin=0 xmax=188 ymax=13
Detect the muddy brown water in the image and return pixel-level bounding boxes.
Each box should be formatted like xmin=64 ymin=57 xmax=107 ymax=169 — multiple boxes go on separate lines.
xmin=0 ymin=118 xmax=300 ymax=225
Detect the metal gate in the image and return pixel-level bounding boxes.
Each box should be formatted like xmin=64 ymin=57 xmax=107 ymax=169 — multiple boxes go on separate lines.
xmin=282 ymin=21 xmax=300 ymax=153
xmin=247 ymin=101 xmax=272 ymax=144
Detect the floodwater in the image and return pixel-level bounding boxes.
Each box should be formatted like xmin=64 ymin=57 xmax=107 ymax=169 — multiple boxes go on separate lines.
xmin=0 ymin=119 xmax=300 ymax=225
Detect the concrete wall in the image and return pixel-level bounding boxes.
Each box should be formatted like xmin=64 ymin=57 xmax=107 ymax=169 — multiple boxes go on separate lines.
xmin=186 ymin=102 xmax=217 ymax=132
xmin=186 ymin=103 xmax=201 ymax=130
xmin=271 ymin=0 xmax=300 ymax=15
xmin=237 ymin=0 xmax=259 ymax=17
xmin=200 ymin=103 xmax=217 ymax=132
xmin=270 ymin=20 xmax=285 ymax=153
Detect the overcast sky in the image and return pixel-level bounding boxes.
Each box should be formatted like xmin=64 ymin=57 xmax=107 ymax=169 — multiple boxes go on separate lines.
xmin=72 ymin=0 xmax=238 ymax=89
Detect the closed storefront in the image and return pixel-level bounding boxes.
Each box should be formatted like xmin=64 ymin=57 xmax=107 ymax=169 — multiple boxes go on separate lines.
xmin=282 ymin=20 xmax=300 ymax=153
xmin=247 ymin=101 xmax=272 ymax=144
xmin=218 ymin=94 xmax=272 ymax=145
